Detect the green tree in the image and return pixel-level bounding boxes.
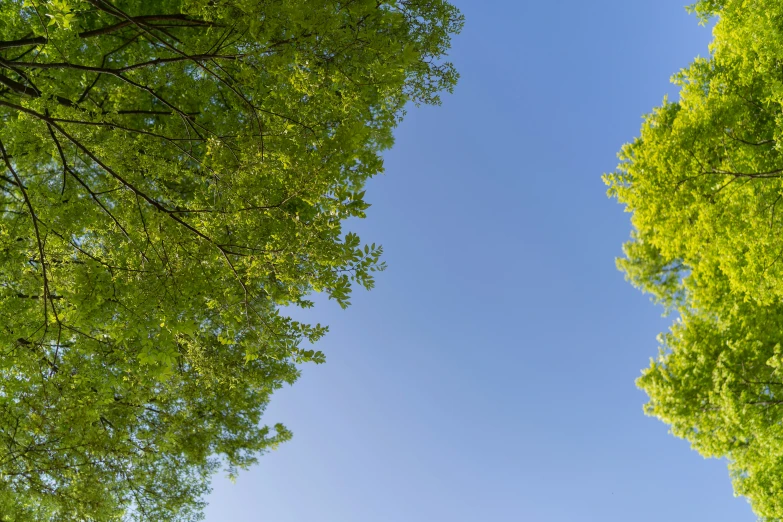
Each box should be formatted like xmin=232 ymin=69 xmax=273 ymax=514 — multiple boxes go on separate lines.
xmin=606 ymin=1 xmax=783 ymax=519
xmin=0 ymin=0 xmax=462 ymax=519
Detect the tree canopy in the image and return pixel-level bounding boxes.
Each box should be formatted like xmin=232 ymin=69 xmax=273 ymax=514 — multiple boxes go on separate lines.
xmin=606 ymin=1 xmax=783 ymax=519
xmin=0 ymin=0 xmax=461 ymax=519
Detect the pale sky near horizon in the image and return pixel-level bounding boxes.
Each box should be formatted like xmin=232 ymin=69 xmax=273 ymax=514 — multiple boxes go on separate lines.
xmin=204 ymin=2 xmax=758 ymax=520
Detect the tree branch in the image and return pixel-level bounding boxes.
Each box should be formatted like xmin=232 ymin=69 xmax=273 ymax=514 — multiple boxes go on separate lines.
xmin=0 ymin=139 xmax=51 ymax=322
xmin=0 ymin=15 xmax=213 ymax=50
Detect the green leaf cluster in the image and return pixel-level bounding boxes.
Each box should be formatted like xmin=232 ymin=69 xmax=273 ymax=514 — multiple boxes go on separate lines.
xmin=606 ymin=1 xmax=783 ymax=518
xmin=0 ymin=0 xmax=462 ymax=519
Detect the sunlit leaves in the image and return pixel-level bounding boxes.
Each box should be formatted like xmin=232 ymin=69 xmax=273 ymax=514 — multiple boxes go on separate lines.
xmin=607 ymin=1 xmax=783 ymax=519
xmin=0 ymin=0 xmax=461 ymax=519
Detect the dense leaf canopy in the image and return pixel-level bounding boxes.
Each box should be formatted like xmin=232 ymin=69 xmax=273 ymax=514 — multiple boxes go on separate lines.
xmin=606 ymin=1 xmax=783 ymax=519
xmin=0 ymin=0 xmax=461 ymax=519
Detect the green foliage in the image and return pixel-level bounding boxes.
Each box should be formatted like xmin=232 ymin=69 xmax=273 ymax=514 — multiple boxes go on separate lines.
xmin=0 ymin=0 xmax=462 ymax=519
xmin=606 ymin=1 xmax=783 ymax=519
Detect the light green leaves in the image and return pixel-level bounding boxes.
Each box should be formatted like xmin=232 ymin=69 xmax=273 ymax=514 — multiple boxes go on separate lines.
xmin=0 ymin=0 xmax=461 ymax=519
xmin=608 ymin=1 xmax=783 ymax=519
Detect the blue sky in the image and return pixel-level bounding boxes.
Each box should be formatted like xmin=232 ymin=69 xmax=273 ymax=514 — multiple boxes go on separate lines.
xmin=204 ymin=1 xmax=757 ymax=520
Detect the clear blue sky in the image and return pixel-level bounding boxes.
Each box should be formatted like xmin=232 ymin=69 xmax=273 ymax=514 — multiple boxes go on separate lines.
xmin=204 ymin=2 xmax=757 ymax=520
